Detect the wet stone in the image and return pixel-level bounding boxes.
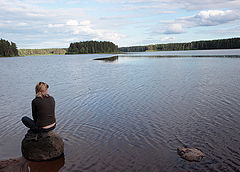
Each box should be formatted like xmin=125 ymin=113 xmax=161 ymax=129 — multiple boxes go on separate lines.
xmin=177 ymin=147 xmax=204 ymax=162
xmin=21 ymin=130 xmax=64 ymax=161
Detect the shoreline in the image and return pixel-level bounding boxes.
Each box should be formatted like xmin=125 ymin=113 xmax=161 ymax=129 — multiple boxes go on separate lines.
xmin=119 ymin=55 xmax=240 ymax=58
xmin=1 ymin=49 xmax=240 ymax=58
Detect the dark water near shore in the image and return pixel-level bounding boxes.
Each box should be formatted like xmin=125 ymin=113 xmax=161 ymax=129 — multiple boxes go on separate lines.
xmin=1 ymin=49 xmax=240 ymax=171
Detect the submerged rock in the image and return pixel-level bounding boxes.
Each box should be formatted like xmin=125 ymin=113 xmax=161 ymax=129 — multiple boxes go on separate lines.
xmin=21 ymin=130 xmax=64 ymax=161
xmin=93 ymin=55 xmax=118 ymax=61
xmin=177 ymin=147 xmax=204 ymax=162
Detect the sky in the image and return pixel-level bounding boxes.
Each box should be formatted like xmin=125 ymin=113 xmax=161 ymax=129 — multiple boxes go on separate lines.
xmin=0 ymin=0 xmax=240 ymax=48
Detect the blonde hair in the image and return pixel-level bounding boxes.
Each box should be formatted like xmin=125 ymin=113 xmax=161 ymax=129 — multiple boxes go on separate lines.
xmin=35 ymin=82 xmax=49 ymax=98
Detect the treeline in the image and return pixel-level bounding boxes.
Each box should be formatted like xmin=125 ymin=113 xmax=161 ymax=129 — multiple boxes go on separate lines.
xmin=67 ymin=41 xmax=118 ymax=54
xmin=119 ymin=38 xmax=240 ymax=52
xmin=0 ymin=39 xmax=18 ymax=57
xmin=119 ymin=46 xmax=148 ymax=52
xmin=18 ymin=48 xmax=67 ymax=56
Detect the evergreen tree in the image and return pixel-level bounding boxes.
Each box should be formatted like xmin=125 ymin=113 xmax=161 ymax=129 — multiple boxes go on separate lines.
xmin=119 ymin=38 xmax=240 ymax=52
xmin=66 ymin=40 xmax=118 ymax=54
xmin=0 ymin=39 xmax=18 ymax=57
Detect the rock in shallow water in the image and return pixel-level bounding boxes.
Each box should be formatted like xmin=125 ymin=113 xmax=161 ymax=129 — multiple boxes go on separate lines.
xmin=177 ymin=147 xmax=204 ymax=162
xmin=21 ymin=130 xmax=64 ymax=161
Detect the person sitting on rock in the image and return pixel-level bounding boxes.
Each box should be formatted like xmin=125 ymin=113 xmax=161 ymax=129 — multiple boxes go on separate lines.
xmin=21 ymin=82 xmax=56 ymax=133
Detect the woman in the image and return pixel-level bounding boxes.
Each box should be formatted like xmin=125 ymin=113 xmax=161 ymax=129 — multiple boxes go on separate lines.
xmin=22 ymin=82 xmax=56 ymax=133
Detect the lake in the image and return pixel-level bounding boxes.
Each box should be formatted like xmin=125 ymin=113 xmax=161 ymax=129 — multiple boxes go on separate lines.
xmin=0 ymin=49 xmax=240 ymax=171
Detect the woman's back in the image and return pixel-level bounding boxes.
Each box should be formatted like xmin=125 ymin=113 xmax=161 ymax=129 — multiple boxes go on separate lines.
xmin=32 ymin=95 xmax=55 ymax=127
xmin=22 ymin=82 xmax=56 ymax=133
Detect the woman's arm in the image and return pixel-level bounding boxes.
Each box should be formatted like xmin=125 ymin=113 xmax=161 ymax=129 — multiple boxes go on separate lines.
xmin=32 ymin=100 xmax=37 ymax=122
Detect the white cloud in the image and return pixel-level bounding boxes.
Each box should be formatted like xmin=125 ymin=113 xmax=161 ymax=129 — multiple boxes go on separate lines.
xmin=159 ymin=10 xmax=240 ymax=35
xmin=79 ymin=20 xmax=91 ymax=26
xmin=66 ymin=20 xmax=124 ymax=41
xmin=189 ymin=10 xmax=239 ymax=26
xmin=48 ymin=24 xmax=65 ymax=28
xmin=66 ymin=20 xmax=79 ymax=26
xmin=47 ymin=19 xmax=125 ymax=42
xmin=164 ymin=24 xmax=184 ymax=34
xmin=156 ymin=11 xmax=176 ymax=14
xmin=160 ymin=36 xmax=176 ymax=41
xmin=178 ymin=0 xmax=240 ymax=10
xmin=95 ymin=0 xmax=240 ymax=12
xmin=1 ymin=0 xmax=240 ymax=48
xmin=16 ymin=22 xmax=28 ymax=26
xmin=0 ymin=0 xmax=124 ymax=48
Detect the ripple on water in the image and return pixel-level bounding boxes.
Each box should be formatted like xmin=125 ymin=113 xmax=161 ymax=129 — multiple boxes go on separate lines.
xmin=1 ymin=53 xmax=240 ymax=171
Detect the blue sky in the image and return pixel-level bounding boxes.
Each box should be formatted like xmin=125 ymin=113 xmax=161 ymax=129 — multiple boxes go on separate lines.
xmin=0 ymin=0 xmax=240 ymax=48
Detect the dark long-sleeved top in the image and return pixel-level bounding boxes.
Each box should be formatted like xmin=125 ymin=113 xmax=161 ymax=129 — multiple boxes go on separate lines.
xmin=32 ymin=95 xmax=56 ymax=127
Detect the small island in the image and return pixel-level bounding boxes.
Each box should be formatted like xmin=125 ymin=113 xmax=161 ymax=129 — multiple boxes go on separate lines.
xmin=66 ymin=41 xmax=118 ymax=54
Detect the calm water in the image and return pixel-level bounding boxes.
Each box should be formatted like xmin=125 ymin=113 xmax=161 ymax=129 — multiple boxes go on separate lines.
xmin=1 ymin=49 xmax=240 ymax=171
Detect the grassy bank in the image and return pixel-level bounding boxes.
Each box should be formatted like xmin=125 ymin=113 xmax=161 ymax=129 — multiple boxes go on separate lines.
xmin=18 ymin=48 xmax=67 ymax=56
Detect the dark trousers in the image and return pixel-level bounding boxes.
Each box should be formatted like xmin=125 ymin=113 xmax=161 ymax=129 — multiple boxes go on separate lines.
xmin=21 ymin=116 xmax=55 ymax=133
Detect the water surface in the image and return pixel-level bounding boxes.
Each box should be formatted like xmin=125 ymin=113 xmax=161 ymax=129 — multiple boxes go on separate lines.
xmin=0 ymin=50 xmax=240 ymax=171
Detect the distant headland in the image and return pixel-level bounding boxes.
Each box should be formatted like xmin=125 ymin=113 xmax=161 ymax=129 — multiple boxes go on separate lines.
xmin=119 ymin=38 xmax=240 ymax=52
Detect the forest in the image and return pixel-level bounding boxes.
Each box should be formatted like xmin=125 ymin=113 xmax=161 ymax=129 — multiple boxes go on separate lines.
xmin=67 ymin=41 xmax=118 ymax=54
xmin=1 ymin=38 xmax=240 ymax=57
xmin=0 ymin=39 xmax=18 ymax=57
xmin=119 ymin=38 xmax=240 ymax=52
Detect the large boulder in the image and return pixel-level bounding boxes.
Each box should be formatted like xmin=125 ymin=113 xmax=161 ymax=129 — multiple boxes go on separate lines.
xmin=177 ymin=147 xmax=204 ymax=162
xmin=21 ymin=130 xmax=64 ymax=161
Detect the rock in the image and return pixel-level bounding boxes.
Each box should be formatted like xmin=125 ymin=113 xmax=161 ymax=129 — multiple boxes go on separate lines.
xmin=177 ymin=147 xmax=204 ymax=162
xmin=93 ymin=56 xmax=118 ymax=61
xmin=21 ymin=130 xmax=64 ymax=161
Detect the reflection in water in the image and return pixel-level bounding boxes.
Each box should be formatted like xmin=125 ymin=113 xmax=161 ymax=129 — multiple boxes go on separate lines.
xmin=27 ymin=155 xmax=65 ymax=172
xmin=0 ymin=156 xmax=64 ymax=172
